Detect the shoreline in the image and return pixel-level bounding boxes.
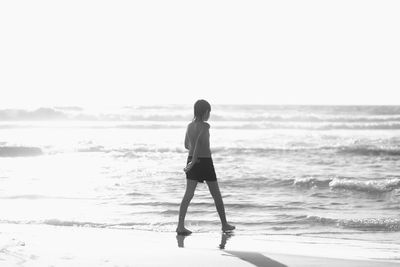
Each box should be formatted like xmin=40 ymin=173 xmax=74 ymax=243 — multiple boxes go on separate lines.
xmin=1 ymin=223 xmax=399 ymax=266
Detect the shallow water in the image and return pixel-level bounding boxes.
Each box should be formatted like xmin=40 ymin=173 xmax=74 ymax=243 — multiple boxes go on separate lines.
xmin=1 ymin=105 xmax=400 ymax=249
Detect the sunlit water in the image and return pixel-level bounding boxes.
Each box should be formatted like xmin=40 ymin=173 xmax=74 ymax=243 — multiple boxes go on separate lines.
xmin=1 ymin=105 xmax=400 ymax=257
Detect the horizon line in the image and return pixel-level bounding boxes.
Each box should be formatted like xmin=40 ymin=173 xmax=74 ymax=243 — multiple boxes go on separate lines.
xmin=1 ymin=103 xmax=400 ymax=110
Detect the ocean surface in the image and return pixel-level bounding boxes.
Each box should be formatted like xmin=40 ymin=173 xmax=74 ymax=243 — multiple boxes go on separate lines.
xmin=1 ymin=105 xmax=400 ymax=253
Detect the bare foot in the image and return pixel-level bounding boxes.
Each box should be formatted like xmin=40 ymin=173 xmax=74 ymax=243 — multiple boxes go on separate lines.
xmin=176 ymin=227 xmax=192 ymax=236
xmin=222 ymin=223 xmax=235 ymax=232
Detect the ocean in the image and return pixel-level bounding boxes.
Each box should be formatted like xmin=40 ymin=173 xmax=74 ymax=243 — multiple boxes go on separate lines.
xmin=1 ymin=105 xmax=400 ymax=249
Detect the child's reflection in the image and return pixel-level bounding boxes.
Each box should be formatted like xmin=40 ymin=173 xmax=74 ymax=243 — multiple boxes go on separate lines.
xmin=219 ymin=231 xmax=234 ymax=249
xmin=176 ymin=234 xmax=186 ymax=248
xmin=176 ymin=231 xmax=234 ymax=249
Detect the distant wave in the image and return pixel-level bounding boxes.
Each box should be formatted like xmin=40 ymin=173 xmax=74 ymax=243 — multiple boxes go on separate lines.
xmin=259 ymin=214 xmax=400 ymax=232
xmin=42 ymin=219 xmax=108 ymax=228
xmin=0 ymin=218 xmax=163 ymax=230
xmin=2 ymin=106 xmax=400 ymax=130
xmin=293 ymin=177 xmax=332 ymax=188
xmin=211 ymin=114 xmax=400 ymax=123
xmin=96 ymin=122 xmax=400 ymax=130
xmin=0 ymin=219 xmax=108 ymax=228
xmin=337 ymin=146 xmax=400 ymax=156
xmin=0 ymin=107 xmax=190 ymax=121
xmin=0 ymin=108 xmax=68 ymax=120
xmin=3 ymin=120 xmax=400 ymax=130
xmin=261 ymin=215 xmax=400 ymax=232
xmin=216 ymin=145 xmax=400 ymax=157
xmin=2 ymin=215 xmax=399 ymax=232
xmin=339 ymin=218 xmax=400 ymax=231
xmin=74 ymin=143 xmax=400 ymax=158
xmin=0 ymin=194 xmax=91 ymax=200
xmin=329 ymin=178 xmax=400 ymax=193
xmin=240 ymin=176 xmax=400 ymax=195
xmin=0 ymin=194 xmax=54 ymax=199
xmin=2 ymin=143 xmax=398 ymax=159
xmin=77 ymin=145 xmax=185 ymax=156
xmin=124 ymin=104 xmax=400 ymax=116
xmin=0 ymin=146 xmax=43 ymax=157
xmin=303 ymin=216 xmax=400 ymax=232
xmin=77 ymin=145 xmax=108 ymax=153
xmin=291 ymin=177 xmax=400 ymax=193
xmin=318 ymin=123 xmax=400 ymax=130
xmin=74 ymin=144 xmax=332 ymax=156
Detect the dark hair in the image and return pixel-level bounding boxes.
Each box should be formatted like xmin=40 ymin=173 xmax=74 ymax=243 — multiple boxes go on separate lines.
xmin=193 ymin=99 xmax=211 ymax=121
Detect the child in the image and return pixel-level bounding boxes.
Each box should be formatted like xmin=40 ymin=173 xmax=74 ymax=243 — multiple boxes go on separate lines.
xmin=176 ymin=99 xmax=235 ymax=235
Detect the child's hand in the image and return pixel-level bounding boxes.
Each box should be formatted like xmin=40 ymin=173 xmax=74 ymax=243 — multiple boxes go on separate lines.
xmin=183 ymin=161 xmax=194 ymax=173
xmin=183 ymin=159 xmax=200 ymax=173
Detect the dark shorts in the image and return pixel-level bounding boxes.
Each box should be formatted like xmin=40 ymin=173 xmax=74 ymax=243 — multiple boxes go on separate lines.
xmin=186 ymin=156 xmax=217 ymax=183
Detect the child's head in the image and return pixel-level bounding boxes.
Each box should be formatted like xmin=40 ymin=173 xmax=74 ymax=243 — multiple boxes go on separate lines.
xmin=193 ymin=99 xmax=211 ymax=121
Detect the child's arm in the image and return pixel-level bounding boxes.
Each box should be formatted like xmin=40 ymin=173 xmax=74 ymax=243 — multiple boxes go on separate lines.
xmin=184 ymin=126 xmax=189 ymax=150
xmin=184 ymin=124 xmax=209 ymax=172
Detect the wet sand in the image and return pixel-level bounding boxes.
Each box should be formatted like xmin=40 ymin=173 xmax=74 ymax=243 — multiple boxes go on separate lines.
xmin=1 ymin=223 xmax=399 ymax=266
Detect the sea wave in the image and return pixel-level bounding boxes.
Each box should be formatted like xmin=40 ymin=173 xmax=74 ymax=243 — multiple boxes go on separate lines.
xmin=0 ymin=219 xmax=168 ymax=230
xmin=2 ymin=106 xmax=400 ymax=128
xmin=3 ymin=143 xmax=398 ymax=160
xmin=280 ymin=177 xmax=400 ymax=194
xmin=2 ymin=120 xmax=400 ymax=130
xmin=0 ymin=146 xmax=43 ymax=157
xmin=293 ymin=177 xmax=331 ymax=188
xmin=125 ymin=104 xmax=400 ymax=116
xmin=278 ymin=215 xmax=400 ymax=232
xmin=339 ymin=218 xmax=400 ymax=231
xmin=212 ymin=114 xmax=400 ymax=123
xmin=0 ymin=219 xmax=113 ymax=228
xmin=1 ymin=194 xmax=56 ymax=199
xmin=337 ymin=146 xmax=400 ymax=156
xmin=0 ymin=140 xmax=400 ymax=158
xmin=2 ymin=215 xmax=400 ymax=232
xmin=77 ymin=146 xmax=185 ymax=156
xmin=0 ymin=108 xmax=68 ymax=120
xmin=215 ymin=145 xmax=400 ymax=157
xmin=329 ymin=178 xmax=400 ymax=193
xmin=42 ymin=219 xmax=108 ymax=228
xmin=292 ymin=177 xmax=400 ymax=193
xmin=0 ymin=142 xmax=390 ymax=159
xmin=110 ymin=122 xmax=400 ymax=130
xmin=212 ymin=122 xmax=400 ymax=130
xmin=76 ymin=144 xmax=400 ymax=157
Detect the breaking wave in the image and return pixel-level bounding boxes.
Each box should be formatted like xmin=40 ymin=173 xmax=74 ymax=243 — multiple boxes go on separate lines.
xmin=329 ymin=178 xmax=400 ymax=193
xmin=293 ymin=177 xmax=332 ymax=188
xmin=231 ymin=176 xmax=400 ymax=194
xmin=292 ymin=177 xmax=400 ymax=193
xmin=303 ymin=216 xmax=400 ymax=232
xmin=339 ymin=218 xmax=400 ymax=231
xmin=256 ymin=214 xmax=400 ymax=232
xmin=2 ymin=216 xmax=400 ymax=232
xmin=75 ymin=143 xmax=400 ymax=158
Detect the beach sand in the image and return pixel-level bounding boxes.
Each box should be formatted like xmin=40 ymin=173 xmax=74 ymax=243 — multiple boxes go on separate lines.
xmin=1 ymin=223 xmax=399 ymax=266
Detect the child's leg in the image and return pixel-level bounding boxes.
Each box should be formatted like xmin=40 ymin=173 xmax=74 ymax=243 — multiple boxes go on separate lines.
xmin=206 ymin=181 xmax=235 ymax=231
xmin=177 ymin=179 xmax=198 ymax=234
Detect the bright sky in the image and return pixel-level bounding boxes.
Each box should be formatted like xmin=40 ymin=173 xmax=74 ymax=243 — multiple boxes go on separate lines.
xmin=0 ymin=0 xmax=399 ymax=108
